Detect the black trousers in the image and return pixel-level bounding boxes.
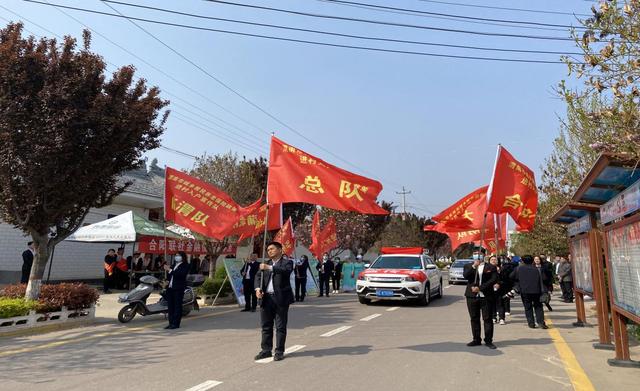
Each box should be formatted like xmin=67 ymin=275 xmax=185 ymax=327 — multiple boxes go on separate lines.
xmin=319 ymin=274 xmax=330 ymax=296
xmin=466 ymin=297 xmax=493 ymax=343
xmin=521 ymin=293 xmax=545 ymax=326
xmin=243 ymin=280 xmax=257 ymax=310
xmin=260 ymin=294 xmax=289 ymax=354
xmin=21 ymin=264 xmax=31 ymax=284
xmin=167 ymin=287 xmax=185 ymax=328
xmin=496 ymin=296 xmax=510 ymax=320
xmin=103 ymin=270 xmax=113 ymax=291
xmin=561 ymin=281 xmax=574 ymax=301
xmin=332 ymin=273 xmax=342 ymax=291
xmin=295 ymin=277 xmax=307 ymax=301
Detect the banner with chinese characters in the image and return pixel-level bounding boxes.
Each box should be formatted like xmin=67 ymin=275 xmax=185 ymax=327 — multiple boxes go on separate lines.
xmin=165 ymin=167 xmax=244 ymax=240
xmin=486 ymin=146 xmax=538 ymax=232
xmin=600 ymin=179 xmax=640 ymax=225
xmin=274 ymin=217 xmax=295 ymax=256
xmin=432 ymin=186 xmax=489 ymax=230
xmin=229 ymin=202 xmax=283 ymax=240
xmin=137 ymin=235 xmax=237 ymax=255
xmin=267 ymin=136 xmax=389 ymax=215
xmin=309 ymin=210 xmax=321 ymax=258
xmin=426 ymin=213 xmax=506 ymax=251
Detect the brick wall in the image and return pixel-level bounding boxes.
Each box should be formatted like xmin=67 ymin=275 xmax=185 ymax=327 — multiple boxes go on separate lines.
xmin=0 ymin=203 xmax=150 ymax=283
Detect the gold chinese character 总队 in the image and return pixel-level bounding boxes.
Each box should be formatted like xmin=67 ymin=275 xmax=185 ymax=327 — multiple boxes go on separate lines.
xmin=300 ymin=176 xmax=325 ymax=194
xmin=503 ymin=194 xmax=524 ymax=210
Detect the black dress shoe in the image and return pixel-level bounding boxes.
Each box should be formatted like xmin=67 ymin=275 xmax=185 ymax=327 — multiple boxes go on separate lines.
xmin=467 ymin=340 xmax=482 ymax=347
xmin=164 ymin=325 xmax=174 ymax=329
xmin=528 ymin=324 xmax=537 ymax=329
xmin=485 ymin=342 xmax=497 ymax=350
xmin=254 ymin=351 xmax=272 ymax=360
xmin=273 ymin=353 xmax=284 ymax=361
xmin=540 ymin=324 xmax=549 ymax=329
xmin=241 ymin=309 xmax=250 ymax=312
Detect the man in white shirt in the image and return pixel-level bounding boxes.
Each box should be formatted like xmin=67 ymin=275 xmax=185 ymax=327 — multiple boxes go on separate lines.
xmin=462 ymin=249 xmax=498 ymax=349
xmin=254 ymin=242 xmax=294 ymax=362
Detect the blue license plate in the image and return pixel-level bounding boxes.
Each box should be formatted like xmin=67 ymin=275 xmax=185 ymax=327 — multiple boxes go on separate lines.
xmin=376 ymin=290 xmax=394 ymax=297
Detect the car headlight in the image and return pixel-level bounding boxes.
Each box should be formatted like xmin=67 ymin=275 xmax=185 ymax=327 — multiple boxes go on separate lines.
xmin=404 ymin=276 xmax=416 ymax=282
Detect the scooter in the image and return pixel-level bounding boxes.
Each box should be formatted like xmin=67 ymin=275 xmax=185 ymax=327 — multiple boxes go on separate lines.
xmin=117 ymin=274 xmax=204 ymax=323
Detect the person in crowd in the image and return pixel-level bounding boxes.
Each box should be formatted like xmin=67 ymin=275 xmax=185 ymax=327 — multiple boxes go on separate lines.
xmin=332 ymin=256 xmax=343 ymax=294
xmin=21 ymin=241 xmax=36 ymax=284
xmin=294 ymin=254 xmax=310 ymax=302
xmin=541 ymin=255 xmax=555 ymax=295
xmin=557 ymin=256 xmax=574 ymax=303
xmin=115 ymin=248 xmax=129 ymax=290
xmin=142 ymin=253 xmax=153 ymax=270
xmin=487 ymin=255 xmax=500 ymax=324
xmin=316 ymin=253 xmax=334 ymax=297
xmin=201 ymin=255 xmax=210 ymax=277
xmin=133 ymin=253 xmax=144 ymax=272
xmin=535 ymin=256 xmax=553 ymax=312
xmin=103 ymin=248 xmax=118 ymax=294
xmin=498 ymin=256 xmax=517 ymax=319
xmin=241 ymin=253 xmax=260 ymax=312
xmin=190 ymin=255 xmax=201 ymax=275
xmin=163 ymin=251 xmax=190 ymax=329
xmin=254 ymin=241 xmax=294 ymax=362
xmin=154 ymin=255 xmax=166 ymax=271
xmin=511 ymin=255 xmax=548 ymax=329
xmin=463 ymin=248 xmax=498 ymax=349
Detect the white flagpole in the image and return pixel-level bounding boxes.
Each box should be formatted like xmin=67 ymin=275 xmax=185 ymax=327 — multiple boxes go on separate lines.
xmin=480 ymin=144 xmax=503 ymax=250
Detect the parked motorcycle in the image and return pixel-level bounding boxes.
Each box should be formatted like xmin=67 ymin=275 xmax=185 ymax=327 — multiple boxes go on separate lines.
xmin=117 ymin=274 xmax=204 ymax=323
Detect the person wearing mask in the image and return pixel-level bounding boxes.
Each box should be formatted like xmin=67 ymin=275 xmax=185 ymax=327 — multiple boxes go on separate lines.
xmin=497 ymin=256 xmax=517 ymax=320
xmin=534 ymin=256 xmax=553 ymax=312
xmin=511 ymin=255 xmax=548 ymax=329
xmin=557 ymin=257 xmax=574 ymax=303
xmin=332 ymin=257 xmax=343 ymax=294
xmin=103 ymin=249 xmax=118 ymax=294
xmin=254 ymin=241 xmax=294 ymax=362
xmin=21 ymin=241 xmax=36 ymax=284
xmin=241 ymin=254 xmax=260 ymax=312
xmin=201 ymin=255 xmax=210 ymax=277
xmin=487 ymin=256 xmax=501 ymax=324
xmin=463 ymin=249 xmax=498 ymax=349
xmin=163 ymin=251 xmax=190 ymax=329
xmin=294 ymin=255 xmax=310 ymax=302
xmin=316 ymin=253 xmax=334 ymax=297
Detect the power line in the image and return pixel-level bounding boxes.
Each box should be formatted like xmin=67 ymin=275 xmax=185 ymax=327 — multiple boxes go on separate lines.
xmin=415 ymin=0 xmax=591 ymax=17
xmin=159 ymin=145 xmax=198 ymax=159
xmin=318 ymin=0 xmax=587 ymax=30
xmin=23 ymin=2 xmax=572 ymax=64
xmin=203 ymin=0 xmax=574 ymax=41
xmin=99 ymin=1 xmax=581 ymax=56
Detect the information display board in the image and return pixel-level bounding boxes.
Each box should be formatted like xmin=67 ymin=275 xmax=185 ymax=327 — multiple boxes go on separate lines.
xmin=570 ymin=236 xmax=594 ymax=294
xmin=605 ymin=220 xmax=640 ymax=319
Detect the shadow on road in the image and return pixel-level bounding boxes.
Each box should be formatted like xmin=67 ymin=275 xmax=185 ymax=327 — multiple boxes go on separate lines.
xmin=400 ymin=342 xmax=504 ymax=356
xmin=291 ymin=345 xmax=372 ymax=358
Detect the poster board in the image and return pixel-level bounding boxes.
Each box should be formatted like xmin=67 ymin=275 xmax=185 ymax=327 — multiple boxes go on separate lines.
xmin=570 ymin=235 xmax=594 ymax=294
xmin=604 ymin=218 xmax=640 ymax=320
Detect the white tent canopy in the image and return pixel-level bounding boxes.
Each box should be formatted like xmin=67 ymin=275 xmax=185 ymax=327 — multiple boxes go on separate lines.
xmin=66 ymin=211 xmax=182 ymax=243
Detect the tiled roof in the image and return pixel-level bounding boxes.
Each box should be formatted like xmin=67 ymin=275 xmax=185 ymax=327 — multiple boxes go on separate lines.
xmin=118 ymin=161 xmax=165 ymax=199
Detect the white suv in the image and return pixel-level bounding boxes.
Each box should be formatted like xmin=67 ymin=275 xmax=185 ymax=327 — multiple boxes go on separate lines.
xmin=356 ymin=251 xmax=443 ymax=306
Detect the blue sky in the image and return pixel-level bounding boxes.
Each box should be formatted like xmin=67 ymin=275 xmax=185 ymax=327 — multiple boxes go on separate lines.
xmin=2 ymin=0 xmax=593 ymax=215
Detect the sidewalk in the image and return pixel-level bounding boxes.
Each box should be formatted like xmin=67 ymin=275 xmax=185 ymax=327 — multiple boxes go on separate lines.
xmin=538 ymin=294 xmax=639 ymax=390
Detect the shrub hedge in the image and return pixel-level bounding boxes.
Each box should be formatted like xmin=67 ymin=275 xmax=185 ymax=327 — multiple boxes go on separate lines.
xmin=0 ymin=283 xmax=100 ymax=315
xmin=197 ymin=277 xmax=232 ymax=296
xmin=0 ymin=298 xmax=38 ymax=318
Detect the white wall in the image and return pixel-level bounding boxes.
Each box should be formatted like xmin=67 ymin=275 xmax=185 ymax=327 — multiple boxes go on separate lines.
xmin=0 ymin=202 xmax=150 ymax=282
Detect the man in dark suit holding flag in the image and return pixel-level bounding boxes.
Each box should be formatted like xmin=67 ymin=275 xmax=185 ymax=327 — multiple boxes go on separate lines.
xmin=254 ymin=241 xmax=294 ymax=362
xmin=240 ymin=253 xmax=260 ymax=312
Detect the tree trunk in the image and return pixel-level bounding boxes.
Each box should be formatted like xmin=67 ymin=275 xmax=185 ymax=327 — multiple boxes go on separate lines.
xmin=208 ymin=258 xmax=215 ymax=279
xmin=25 ymin=233 xmax=50 ymax=300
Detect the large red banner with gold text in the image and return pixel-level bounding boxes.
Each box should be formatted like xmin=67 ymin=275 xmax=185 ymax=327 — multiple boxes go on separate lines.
xmin=274 ymin=217 xmax=295 ymax=257
xmin=229 ymin=202 xmax=283 ymax=241
xmin=267 ymin=136 xmax=389 ymax=215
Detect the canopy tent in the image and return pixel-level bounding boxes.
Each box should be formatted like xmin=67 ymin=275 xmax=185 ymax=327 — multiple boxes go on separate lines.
xmin=66 ymin=211 xmax=183 ymax=243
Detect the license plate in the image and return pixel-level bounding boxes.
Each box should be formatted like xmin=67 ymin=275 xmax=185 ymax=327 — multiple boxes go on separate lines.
xmin=376 ymin=290 xmax=394 ymax=297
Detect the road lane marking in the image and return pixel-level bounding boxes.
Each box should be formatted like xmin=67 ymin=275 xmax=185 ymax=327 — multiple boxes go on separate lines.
xmin=386 ymin=307 xmax=399 ymax=312
xmin=0 ymin=308 xmax=238 ymax=358
xmin=320 ymin=326 xmax=352 ymax=337
xmin=185 ymin=380 xmax=223 ymax=391
xmin=255 ymin=345 xmax=306 ymax=363
xmin=546 ymin=319 xmax=596 ymax=391
xmin=359 ymin=314 xmax=382 ymax=322
xmin=444 ymin=285 xmax=453 ymax=289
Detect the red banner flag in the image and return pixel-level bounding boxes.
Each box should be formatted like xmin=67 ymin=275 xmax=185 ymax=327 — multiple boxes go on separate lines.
xmin=426 ymin=213 xmax=506 ymax=251
xmin=230 ymin=202 xmax=283 ymax=241
xmin=487 ymin=146 xmax=538 ymax=232
xmin=274 ymin=217 xmax=295 ymax=257
xmin=319 ymin=217 xmax=338 ymax=256
xmin=432 ymin=186 xmax=489 ymax=230
xmin=309 ymin=210 xmax=321 ymax=259
xmin=165 ymin=167 xmax=246 ymax=240
xmin=267 ymin=136 xmax=389 ymax=215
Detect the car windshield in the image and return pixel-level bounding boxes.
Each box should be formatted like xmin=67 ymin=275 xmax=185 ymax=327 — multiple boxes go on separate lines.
xmin=371 ymin=256 xmax=422 ymax=269
xmin=452 ymin=260 xmax=472 ymax=268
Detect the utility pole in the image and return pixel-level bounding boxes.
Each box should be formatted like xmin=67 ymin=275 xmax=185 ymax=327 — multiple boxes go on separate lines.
xmin=396 ymin=186 xmax=411 ymax=220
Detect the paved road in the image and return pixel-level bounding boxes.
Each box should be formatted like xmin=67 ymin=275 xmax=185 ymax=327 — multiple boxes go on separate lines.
xmin=0 ymin=282 xmax=637 ymax=391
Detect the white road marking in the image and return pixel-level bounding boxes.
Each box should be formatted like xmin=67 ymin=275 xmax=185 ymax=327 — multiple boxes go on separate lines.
xmin=255 ymin=345 xmax=306 ymax=363
xmin=445 ymin=285 xmax=453 ymax=289
xmin=360 ymin=313 xmax=382 ymax=322
xmin=185 ymin=380 xmax=222 ymax=391
xmin=320 ymin=325 xmax=353 ymax=337
xmin=386 ymin=307 xmax=400 ymax=312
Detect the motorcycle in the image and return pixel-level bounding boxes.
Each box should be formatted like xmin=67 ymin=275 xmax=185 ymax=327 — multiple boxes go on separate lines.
xmin=117 ymin=274 xmax=204 ymax=323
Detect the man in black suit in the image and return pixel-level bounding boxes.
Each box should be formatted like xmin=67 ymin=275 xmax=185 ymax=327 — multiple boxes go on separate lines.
xmin=463 ymin=249 xmax=498 ymax=349
xmin=163 ymin=251 xmax=190 ymax=330
xmin=21 ymin=241 xmax=36 ymax=284
xmin=254 ymin=241 xmax=294 ymax=362
xmin=511 ymin=255 xmax=548 ymax=329
xmin=316 ymin=253 xmax=334 ymax=297
xmin=241 ymin=253 xmax=260 ymax=312
xmin=294 ymin=255 xmax=310 ymax=302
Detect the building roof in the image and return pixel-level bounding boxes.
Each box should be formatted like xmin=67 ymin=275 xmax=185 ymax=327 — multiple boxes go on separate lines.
xmin=118 ymin=160 xmax=165 ymax=200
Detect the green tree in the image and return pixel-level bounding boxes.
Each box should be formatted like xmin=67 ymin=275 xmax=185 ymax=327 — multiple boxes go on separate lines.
xmin=0 ymin=24 xmax=169 ymax=300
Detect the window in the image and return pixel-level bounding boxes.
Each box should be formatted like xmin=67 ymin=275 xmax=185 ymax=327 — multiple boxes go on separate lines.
xmin=107 ymin=214 xmax=117 ymax=219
